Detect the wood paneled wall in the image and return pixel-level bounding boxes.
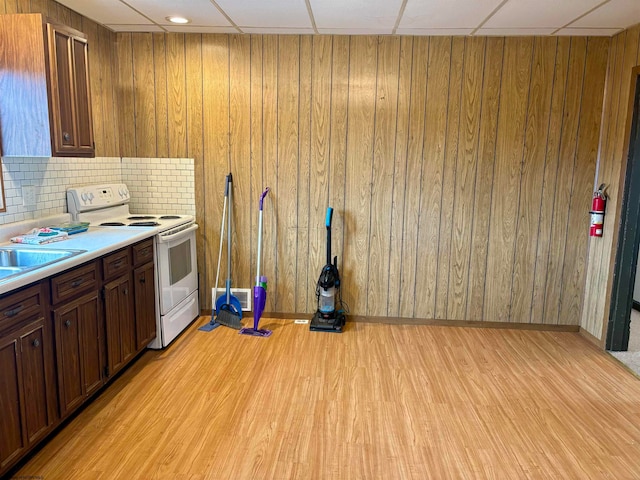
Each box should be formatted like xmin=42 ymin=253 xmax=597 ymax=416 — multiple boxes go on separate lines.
xmin=115 ymin=33 xmax=610 ymax=324
xmin=0 ymin=0 xmax=119 ymax=156
xmin=581 ymin=25 xmax=640 ymax=340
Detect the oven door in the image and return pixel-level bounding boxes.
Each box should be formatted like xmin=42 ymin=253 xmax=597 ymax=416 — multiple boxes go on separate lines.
xmin=155 ymin=223 xmax=198 ymax=315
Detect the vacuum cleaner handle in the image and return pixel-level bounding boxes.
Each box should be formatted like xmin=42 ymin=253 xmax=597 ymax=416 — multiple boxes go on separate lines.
xmin=326 ymin=207 xmax=333 ymax=265
xmin=326 ymin=207 xmax=333 ymax=229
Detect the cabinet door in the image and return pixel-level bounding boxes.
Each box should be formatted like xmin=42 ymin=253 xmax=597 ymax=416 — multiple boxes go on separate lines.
xmin=134 ymin=262 xmax=157 ymax=350
xmin=20 ymin=323 xmax=56 ymax=444
xmin=47 ymin=23 xmax=94 ymax=157
xmin=104 ymin=275 xmax=135 ymax=376
xmin=54 ymin=291 xmax=102 ymax=417
xmin=0 ymin=336 xmax=25 ymax=470
xmin=79 ymin=294 xmax=103 ymax=397
xmin=72 ymin=36 xmax=93 ymax=151
xmin=54 ymin=307 xmax=84 ymax=416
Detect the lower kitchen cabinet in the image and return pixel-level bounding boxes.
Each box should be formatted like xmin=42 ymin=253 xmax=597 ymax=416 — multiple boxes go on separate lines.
xmin=134 ymin=261 xmax=156 ymax=350
xmin=1 ymin=240 xmax=159 ymax=476
xmin=0 ymin=283 xmax=56 ymax=472
xmin=19 ymin=322 xmax=57 ymax=444
xmin=53 ymin=290 xmax=103 ymax=417
xmin=104 ymin=273 xmax=135 ymax=377
xmin=0 ymin=333 xmax=25 ymax=470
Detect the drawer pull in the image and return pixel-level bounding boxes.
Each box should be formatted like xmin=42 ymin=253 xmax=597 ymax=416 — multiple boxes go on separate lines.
xmin=71 ymin=278 xmax=85 ymax=288
xmin=113 ymin=260 xmax=124 ymax=268
xmin=32 ymin=338 xmax=40 ymax=348
xmin=4 ymin=305 xmax=24 ymax=317
xmin=65 ymin=320 xmax=71 ymax=328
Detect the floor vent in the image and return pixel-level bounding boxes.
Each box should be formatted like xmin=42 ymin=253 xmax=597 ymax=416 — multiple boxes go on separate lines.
xmin=211 ymin=288 xmax=252 ymax=311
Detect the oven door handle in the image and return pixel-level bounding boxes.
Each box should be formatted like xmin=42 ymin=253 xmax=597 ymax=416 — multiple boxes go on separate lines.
xmin=157 ymin=223 xmax=199 ymax=243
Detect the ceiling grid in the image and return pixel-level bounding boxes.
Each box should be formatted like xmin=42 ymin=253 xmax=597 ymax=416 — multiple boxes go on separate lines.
xmin=54 ymin=0 xmax=640 ymax=36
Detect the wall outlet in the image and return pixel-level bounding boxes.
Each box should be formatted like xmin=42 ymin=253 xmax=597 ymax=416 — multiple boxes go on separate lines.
xmin=212 ymin=288 xmax=252 ymax=311
xmin=22 ymin=185 xmax=37 ymax=207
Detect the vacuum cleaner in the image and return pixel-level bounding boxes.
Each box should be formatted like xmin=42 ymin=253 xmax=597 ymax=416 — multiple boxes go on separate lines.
xmin=310 ymin=207 xmax=346 ymax=333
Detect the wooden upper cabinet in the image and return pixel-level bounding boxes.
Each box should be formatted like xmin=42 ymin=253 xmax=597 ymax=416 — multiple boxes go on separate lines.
xmin=0 ymin=14 xmax=95 ymax=157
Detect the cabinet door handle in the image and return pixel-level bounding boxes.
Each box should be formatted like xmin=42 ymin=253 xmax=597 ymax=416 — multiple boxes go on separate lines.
xmin=123 ymin=287 xmax=129 ymax=295
xmin=139 ymin=277 xmax=145 ymax=284
xmin=4 ymin=304 xmax=24 ymax=317
xmin=63 ymin=131 xmax=71 ymax=142
xmin=71 ymin=278 xmax=85 ymax=288
xmin=32 ymin=338 xmax=40 ymax=348
xmin=65 ymin=320 xmax=72 ymax=328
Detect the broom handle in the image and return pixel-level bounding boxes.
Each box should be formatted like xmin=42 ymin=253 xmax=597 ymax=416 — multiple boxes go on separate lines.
xmin=214 ymin=194 xmax=227 ymax=297
xmin=227 ymin=174 xmax=233 ymax=304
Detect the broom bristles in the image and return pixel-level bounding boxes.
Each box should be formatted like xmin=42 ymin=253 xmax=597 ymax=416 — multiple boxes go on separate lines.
xmin=216 ymin=308 xmax=243 ymax=330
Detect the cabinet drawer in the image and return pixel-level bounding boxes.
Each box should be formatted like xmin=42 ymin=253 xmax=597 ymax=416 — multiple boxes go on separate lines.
xmin=132 ymin=239 xmax=154 ymax=267
xmin=0 ymin=283 xmax=46 ymax=335
xmin=102 ymin=248 xmax=130 ymax=281
xmin=51 ymin=262 xmax=98 ymax=304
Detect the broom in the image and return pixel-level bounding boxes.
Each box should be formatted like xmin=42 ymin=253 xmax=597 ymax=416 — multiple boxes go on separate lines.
xmin=214 ymin=173 xmax=243 ymax=329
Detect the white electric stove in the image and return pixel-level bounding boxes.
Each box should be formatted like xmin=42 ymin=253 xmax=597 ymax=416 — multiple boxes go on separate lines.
xmin=67 ymin=184 xmax=200 ymax=349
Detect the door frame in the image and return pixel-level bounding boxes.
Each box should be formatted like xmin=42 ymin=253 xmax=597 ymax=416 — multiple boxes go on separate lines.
xmin=606 ymin=66 xmax=640 ymax=351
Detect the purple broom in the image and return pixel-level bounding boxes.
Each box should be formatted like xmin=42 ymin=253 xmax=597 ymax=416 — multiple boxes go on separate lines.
xmin=240 ymin=187 xmax=272 ymax=337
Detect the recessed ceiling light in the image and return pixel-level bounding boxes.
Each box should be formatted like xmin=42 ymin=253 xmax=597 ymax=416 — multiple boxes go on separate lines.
xmin=166 ymin=16 xmax=190 ymax=24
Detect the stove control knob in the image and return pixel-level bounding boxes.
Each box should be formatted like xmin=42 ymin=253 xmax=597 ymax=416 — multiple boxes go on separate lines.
xmin=81 ymin=193 xmax=88 ymax=203
xmin=88 ymin=193 xmax=94 ymax=203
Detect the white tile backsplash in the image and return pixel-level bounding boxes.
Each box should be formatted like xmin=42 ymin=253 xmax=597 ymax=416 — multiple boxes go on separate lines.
xmin=122 ymin=157 xmax=195 ymax=216
xmin=0 ymin=157 xmax=195 ymax=225
xmin=0 ymin=157 xmax=121 ymax=225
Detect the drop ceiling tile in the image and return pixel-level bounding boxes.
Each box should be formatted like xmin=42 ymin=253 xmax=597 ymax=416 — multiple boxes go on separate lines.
xmin=215 ymin=0 xmax=312 ymax=28
xmin=240 ymin=27 xmax=316 ymax=34
xmin=316 ymin=27 xmax=393 ymax=35
xmin=570 ymin=0 xmax=640 ymax=29
xmin=475 ymin=27 xmax=556 ymax=36
xmin=311 ymin=0 xmax=403 ymax=30
xmin=56 ymin=0 xmax=151 ymax=25
xmin=399 ymin=0 xmax=502 ymax=29
xmin=484 ymin=0 xmax=604 ymax=28
xmin=163 ymin=25 xmax=239 ymax=33
xmin=125 ymin=0 xmax=232 ymax=27
xmin=396 ymin=28 xmax=474 ymax=36
xmin=555 ymin=27 xmax=623 ymax=36
xmin=105 ymin=24 xmax=165 ymax=32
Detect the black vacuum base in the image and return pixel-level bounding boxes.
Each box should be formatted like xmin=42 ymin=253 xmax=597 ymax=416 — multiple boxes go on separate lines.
xmin=310 ymin=311 xmax=345 ymax=333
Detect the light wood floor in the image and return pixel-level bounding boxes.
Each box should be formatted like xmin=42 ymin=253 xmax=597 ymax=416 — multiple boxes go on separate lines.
xmin=14 ymin=317 xmax=640 ymax=479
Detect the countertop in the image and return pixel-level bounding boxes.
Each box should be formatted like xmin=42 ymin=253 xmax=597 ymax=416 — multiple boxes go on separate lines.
xmin=0 ymin=226 xmax=156 ymax=295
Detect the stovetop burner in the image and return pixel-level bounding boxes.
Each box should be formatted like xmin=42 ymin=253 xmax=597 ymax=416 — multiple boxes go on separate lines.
xmin=129 ymin=221 xmax=160 ymax=227
xmin=128 ymin=215 xmax=157 ymax=220
xmin=160 ymin=215 xmax=182 ymax=219
xmin=100 ymin=222 xmax=126 ymax=226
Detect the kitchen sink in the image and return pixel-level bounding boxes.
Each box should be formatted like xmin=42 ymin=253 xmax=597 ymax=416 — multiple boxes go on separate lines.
xmin=0 ymin=246 xmax=86 ymax=282
xmin=0 ymin=266 xmax=26 ymax=280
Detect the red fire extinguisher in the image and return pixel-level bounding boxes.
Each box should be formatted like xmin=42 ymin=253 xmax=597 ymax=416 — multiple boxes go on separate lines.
xmin=590 ymin=184 xmax=607 ymax=237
